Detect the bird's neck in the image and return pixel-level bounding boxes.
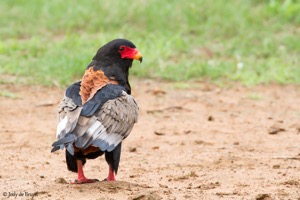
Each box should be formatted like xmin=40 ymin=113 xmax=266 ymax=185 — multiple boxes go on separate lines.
xmin=79 ymin=67 xmax=118 ymax=105
xmin=87 ymin=60 xmax=132 ymax=94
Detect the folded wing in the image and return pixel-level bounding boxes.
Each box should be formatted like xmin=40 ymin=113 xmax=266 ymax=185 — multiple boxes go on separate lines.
xmin=52 ymin=83 xmax=138 ymax=154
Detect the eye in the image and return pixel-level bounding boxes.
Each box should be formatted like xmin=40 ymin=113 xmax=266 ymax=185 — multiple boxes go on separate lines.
xmin=119 ymin=47 xmax=124 ymax=51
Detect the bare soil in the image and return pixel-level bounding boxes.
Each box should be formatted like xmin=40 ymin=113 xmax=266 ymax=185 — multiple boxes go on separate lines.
xmin=0 ymin=79 xmax=300 ymax=200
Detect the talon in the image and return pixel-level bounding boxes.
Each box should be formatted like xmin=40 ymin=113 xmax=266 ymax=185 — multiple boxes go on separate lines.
xmin=102 ymin=177 xmax=116 ymax=182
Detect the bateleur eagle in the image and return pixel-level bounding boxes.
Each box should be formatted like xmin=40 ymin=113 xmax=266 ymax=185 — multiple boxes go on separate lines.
xmin=51 ymin=39 xmax=142 ymax=184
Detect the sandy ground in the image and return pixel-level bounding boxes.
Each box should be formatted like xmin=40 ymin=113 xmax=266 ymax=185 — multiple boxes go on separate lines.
xmin=0 ymin=79 xmax=300 ymax=200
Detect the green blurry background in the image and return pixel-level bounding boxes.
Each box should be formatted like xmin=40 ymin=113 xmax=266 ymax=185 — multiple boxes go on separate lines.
xmin=0 ymin=0 xmax=299 ymax=86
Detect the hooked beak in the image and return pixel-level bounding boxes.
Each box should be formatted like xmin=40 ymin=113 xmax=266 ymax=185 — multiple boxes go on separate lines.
xmin=133 ymin=50 xmax=143 ymax=63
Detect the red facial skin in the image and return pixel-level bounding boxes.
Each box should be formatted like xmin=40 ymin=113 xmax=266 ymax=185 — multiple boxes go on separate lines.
xmin=118 ymin=46 xmax=139 ymax=59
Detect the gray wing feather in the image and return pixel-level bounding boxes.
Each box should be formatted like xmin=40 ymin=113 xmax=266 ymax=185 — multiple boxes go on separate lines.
xmin=98 ymin=92 xmax=138 ymax=136
xmin=55 ymin=91 xmax=138 ymax=153
xmin=56 ymin=96 xmax=82 ymax=139
xmin=92 ymin=91 xmax=138 ymax=151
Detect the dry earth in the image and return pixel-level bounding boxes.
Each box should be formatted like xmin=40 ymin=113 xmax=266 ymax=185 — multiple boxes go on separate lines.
xmin=0 ymin=79 xmax=300 ymax=200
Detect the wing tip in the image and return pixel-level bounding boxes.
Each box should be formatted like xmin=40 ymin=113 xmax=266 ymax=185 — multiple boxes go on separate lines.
xmin=51 ymin=134 xmax=75 ymax=153
xmin=51 ymin=146 xmax=60 ymax=153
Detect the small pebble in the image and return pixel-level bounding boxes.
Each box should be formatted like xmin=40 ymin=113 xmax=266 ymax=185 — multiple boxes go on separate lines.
xmin=55 ymin=177 xmax=68 ymax=184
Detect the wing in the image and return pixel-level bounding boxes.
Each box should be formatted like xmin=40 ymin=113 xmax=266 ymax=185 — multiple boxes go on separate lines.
xmin=91 ymin=91 xmax=138 ymax=151
xmin=52 ymin=82 xmax=83 ymax=153
xmin=52 ymin=83 xmax=138 ymax=154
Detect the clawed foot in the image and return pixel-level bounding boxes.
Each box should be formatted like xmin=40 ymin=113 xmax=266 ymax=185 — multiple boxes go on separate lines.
xmin=70 ymin=178 xmax=99 ymax=184
xmin=102 ymin=177 xmax=116 ymax=182
xmin=104 ymin=166 xmax=116 ymax=181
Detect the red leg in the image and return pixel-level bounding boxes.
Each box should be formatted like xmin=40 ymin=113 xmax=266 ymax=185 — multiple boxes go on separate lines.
xmin=106 ymin=166 xmax=116 ymax=181
xmin=70 ymin=160 xmax=98 ymax=184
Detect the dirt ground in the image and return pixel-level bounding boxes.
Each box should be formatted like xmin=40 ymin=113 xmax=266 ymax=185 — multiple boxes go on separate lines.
xmin=0 ymin=78 xmax=300 ymax=200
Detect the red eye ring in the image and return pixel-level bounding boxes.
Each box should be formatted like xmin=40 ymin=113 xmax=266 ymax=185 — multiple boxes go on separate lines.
xmin=119 ymin=46 xmax=124 ymax=51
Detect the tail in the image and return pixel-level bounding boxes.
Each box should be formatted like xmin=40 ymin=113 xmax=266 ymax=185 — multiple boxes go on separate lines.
xmin=65 ymin=150 xmax=86 ymax=173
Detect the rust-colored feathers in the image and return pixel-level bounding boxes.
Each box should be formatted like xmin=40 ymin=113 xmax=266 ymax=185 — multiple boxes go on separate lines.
xmin=79 ymin=67 xmax=118 ymax=105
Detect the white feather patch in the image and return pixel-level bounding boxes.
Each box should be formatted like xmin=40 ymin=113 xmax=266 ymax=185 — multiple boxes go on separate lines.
xmin=56 ymin=116 xmax=68 ymax=138
xmin=86 ymin=120 xmax=102 ymax=135
xmin=87 ymin=120 xmax=123 ymax=146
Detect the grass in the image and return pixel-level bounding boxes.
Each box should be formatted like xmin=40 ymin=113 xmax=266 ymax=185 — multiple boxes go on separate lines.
xmin=0 ymin=0 xmax=299 ymax=86
xmin=247 ymin=93 xmax=264 ymax=101
xmin=0 ymin=91 xmax=19 ymax=99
